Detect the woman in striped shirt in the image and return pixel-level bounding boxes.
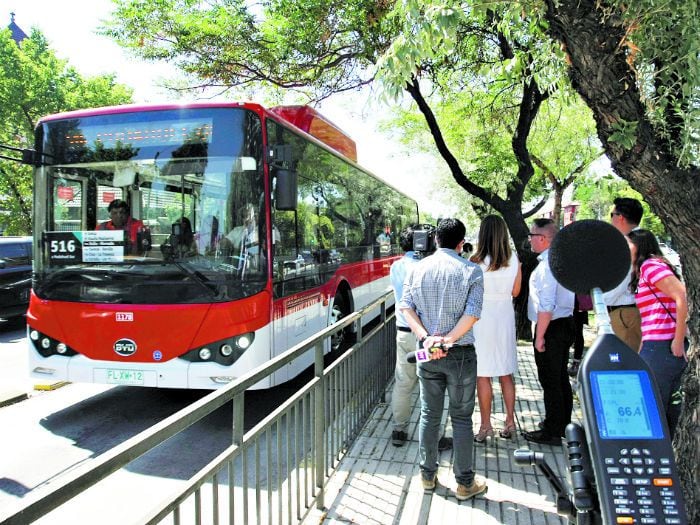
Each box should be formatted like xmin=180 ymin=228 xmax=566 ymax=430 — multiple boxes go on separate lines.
xmin=628 ymin=230 xmax=688 ymax=437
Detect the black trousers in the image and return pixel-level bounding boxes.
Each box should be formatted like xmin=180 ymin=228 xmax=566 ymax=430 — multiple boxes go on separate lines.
xmin=534 ymin=317 xmax=575 ymax=436
xmin=572 ymin=309 xmax=588 ymax=360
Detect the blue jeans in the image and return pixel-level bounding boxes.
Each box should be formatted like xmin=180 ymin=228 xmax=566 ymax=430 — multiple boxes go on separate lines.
xmin=417 ymin=346 xmax=477 ymax=486
xmin=640 ymin=339 xmax=688 ymax=437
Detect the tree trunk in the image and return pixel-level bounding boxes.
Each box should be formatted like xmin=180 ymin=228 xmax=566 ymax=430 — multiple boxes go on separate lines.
xmin=501 ymin=204 xmax=536 ymax=340
xmin=552 ymin=187 xmax=563 ymax=226
xmin=543 ymin=1 xmax=700 ymax=518
xmin=405 ymin=71 xmax=549 ymax=341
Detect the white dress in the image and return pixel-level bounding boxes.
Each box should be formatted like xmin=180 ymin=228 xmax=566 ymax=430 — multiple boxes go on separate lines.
xmin=473 ymin=253 xmax=519 ymax=376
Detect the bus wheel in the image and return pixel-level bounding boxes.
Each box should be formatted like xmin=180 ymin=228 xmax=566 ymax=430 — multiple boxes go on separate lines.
xmin=330 ymin=293 xmax=351 ymax=352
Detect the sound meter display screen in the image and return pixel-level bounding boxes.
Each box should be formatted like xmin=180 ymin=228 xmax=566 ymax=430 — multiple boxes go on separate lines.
xmin=590 ymin=371 xmax=664 ymax=439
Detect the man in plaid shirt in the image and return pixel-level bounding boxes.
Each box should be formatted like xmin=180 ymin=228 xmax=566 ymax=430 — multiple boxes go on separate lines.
xmin=399 ymin=218 xmax=488 ymax=501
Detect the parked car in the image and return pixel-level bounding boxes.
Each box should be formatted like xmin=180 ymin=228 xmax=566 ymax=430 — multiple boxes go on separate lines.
xmin=0 ymin=236 xmax=32 ymax=320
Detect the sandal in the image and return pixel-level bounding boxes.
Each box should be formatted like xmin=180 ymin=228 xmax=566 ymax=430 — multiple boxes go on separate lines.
xmin=474 ymin=426 xmax=494 ymax=443
xmin=499 ymin=424 xmax=517 ymax=439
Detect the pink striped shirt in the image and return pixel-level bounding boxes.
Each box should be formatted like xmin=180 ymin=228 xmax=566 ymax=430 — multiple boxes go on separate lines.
xmin=635 ymin=258 xmax=677 ymax=341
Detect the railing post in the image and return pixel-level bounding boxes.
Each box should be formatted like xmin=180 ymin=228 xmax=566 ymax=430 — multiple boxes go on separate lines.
xmin=232 ymin=391 xmax=244 ymax=446
xmin=231 ymin=391 xmax=247 ymax=523
xmin=380 ymin=300 xmax=387 ymax=403
xmin=314 ymin=340 xmax=325 ymax=509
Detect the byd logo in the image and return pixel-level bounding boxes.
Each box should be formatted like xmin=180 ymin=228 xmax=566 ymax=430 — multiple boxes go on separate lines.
xmin=114 ymin=338 xmax=137 ymax=356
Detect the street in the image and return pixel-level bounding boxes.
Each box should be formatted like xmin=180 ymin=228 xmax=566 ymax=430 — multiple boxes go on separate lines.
xmin=0 ymin=318 xmax=302 ymax=523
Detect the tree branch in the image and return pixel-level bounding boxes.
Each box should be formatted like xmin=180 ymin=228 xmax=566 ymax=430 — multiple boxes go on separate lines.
xmin=523 ymin=196 xmax=548 ymax=219
xmin=404 ymin=76 xmax=505 ymax=209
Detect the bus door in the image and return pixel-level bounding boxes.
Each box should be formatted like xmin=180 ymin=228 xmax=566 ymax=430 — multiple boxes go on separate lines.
xmin=271 ymin=206 xmax=324 ymax=382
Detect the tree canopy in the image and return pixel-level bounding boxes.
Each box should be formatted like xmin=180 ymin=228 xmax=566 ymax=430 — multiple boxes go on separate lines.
xmin=0 ymin=27 xmax=133 ymax=234
xmin=384 ymin=92 xmax=601 ymax=226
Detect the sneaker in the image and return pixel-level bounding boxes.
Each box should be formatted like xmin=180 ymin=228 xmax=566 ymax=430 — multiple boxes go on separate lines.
xmin=455 ymin=475 xmax=488 ymax=501
xmin=567 ymin=360 xmax=580 ymax=377
xmin=391 ymin=430 xmax=408 ymax=447
xmin=438 ymin=436 xmax=453 ymax=451
xmin=422 ymin=475 xmax=438 ymax=493
xmin=523 ymin=429 xmax=562 ymax=446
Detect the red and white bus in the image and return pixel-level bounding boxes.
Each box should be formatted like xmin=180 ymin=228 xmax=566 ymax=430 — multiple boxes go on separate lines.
xmin=26 ymin=102 xmax=418 ymax=389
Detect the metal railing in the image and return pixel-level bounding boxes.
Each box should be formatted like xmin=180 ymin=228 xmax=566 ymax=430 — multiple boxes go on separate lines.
xmin=1 ymin=292 xmax=396 ymax=525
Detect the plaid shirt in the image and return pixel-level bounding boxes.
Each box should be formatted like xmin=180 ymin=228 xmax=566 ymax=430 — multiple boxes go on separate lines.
xmin=399 ymin=248 xmax=484 ymax=345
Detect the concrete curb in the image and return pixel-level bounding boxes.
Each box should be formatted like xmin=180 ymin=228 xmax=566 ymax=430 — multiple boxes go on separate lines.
xmin=0 ymin=389 xmax=29 ymax=408
xmin=33 ymin=381 xmax=70 ymax=391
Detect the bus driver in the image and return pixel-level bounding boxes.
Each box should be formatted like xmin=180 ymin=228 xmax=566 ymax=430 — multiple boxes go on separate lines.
xmin=97 ymin=199 xmax=149 ymax=255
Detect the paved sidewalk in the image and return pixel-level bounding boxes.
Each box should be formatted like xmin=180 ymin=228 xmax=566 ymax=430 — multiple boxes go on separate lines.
xmin=303 ymin=340 xmax=584 ymax=525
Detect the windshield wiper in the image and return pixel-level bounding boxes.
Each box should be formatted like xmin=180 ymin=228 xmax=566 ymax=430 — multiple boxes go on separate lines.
xmin=169 ymin=260 xmax=219 ymax=300
xmin=42 ymin=267 xmax=112 ymax=282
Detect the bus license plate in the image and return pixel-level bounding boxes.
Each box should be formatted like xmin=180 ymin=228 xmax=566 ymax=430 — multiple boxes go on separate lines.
xmin=106 ymin=369 xmax=145 ymax=385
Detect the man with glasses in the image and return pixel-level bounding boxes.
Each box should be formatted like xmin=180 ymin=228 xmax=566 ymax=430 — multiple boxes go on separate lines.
xmin=525 ymin=218 xmax=575 ymax=445
xmin=603 ymin=197 xmax=643 ymax=352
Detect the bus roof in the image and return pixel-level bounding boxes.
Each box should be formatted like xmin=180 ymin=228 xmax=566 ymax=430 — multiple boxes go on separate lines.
xmin=36 ymin=101 xmax=262 ymax=123
xmin=37 ymin=102 xmax=358 ymax=163
xmin=269 ymin=105 xmax=357 ymax=162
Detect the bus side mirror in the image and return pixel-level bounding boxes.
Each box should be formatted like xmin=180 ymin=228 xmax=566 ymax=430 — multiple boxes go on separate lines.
xmin=275 ymin=169 xmax=298 ymax=211
xmin=0 ymin=144 xmax=37 ymax=165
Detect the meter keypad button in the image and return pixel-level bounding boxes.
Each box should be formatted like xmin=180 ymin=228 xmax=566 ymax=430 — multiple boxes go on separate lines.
xmin=604 ymin=447 xmax=684 ymax=525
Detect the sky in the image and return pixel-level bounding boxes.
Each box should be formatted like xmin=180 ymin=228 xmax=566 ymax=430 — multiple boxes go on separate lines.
xmin=5 ymin=1 xmax=447 ymax=217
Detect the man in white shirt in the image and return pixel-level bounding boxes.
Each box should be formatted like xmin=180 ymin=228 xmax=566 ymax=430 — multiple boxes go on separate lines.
xmin=603 ymin=197 xmax=643 ymax=351
xmin=525 ymin=218 xmax=575 ymax=445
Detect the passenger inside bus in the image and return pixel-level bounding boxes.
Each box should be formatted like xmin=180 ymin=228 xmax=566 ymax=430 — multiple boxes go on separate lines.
xmin=221 ymin=205 xmax=253 ymax=252
xmin=161 ymin=217 xmax=198 ymax=259
xmin=195 ymin=215 xmax=220 ymax=255
xmin=377 ymin=227 xmax=392 ymax=255
xmin=97 ymin=199 xmax=150 ymax=255
xmin=220 ymin=204 xmax=260 ymax=272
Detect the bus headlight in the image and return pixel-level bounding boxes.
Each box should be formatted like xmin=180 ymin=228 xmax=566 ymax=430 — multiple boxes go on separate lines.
xmin=236 ymin=335 xmax=252 ymax=350
xmin=28 ymin=329 xmax=77 ymax=357
xmin=180 ymin=332 xmax=255 ymax=365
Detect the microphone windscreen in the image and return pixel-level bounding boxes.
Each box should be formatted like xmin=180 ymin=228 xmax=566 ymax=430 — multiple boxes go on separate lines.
xmin=406 ymin=351 xmax=417 ymax=364
xmin=549 ymin=220 xmax=630 ymax=294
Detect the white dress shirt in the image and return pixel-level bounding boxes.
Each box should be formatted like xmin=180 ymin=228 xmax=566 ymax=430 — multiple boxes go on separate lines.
xmin=602 ymin=267 xmax=636 ymax=306
xmin=528 ymin=249 xmax=575 ymax=322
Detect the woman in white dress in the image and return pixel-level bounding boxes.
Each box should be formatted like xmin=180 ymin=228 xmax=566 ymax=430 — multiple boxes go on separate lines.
xmin=470 ymin=215 xmax=522 ymax=441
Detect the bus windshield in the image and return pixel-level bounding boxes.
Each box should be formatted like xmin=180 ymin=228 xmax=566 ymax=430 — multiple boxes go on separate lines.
xmin=33 ymin=107 xmax=267 ymax=304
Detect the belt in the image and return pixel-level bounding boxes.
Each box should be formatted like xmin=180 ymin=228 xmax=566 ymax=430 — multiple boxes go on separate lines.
xmin=608 ymin=304 xmax=636 ymax=312
xmin=447 ymin=344 xmax=475 ymax=351
xmin=550 ymin=316 xmax=574 ymax=322
xmin=397 ymin=326 xmax=412 ymax=333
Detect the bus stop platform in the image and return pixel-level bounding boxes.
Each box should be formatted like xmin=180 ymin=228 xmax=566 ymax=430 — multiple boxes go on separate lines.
xmin=303 ymin=341 xmax=582 ymax=525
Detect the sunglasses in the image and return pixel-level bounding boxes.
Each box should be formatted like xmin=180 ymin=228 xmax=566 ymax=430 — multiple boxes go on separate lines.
xmin=610 ymin=212 xmax=622 ymax=218
xmin=527 ymin=233 xmax=545 ymax=239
